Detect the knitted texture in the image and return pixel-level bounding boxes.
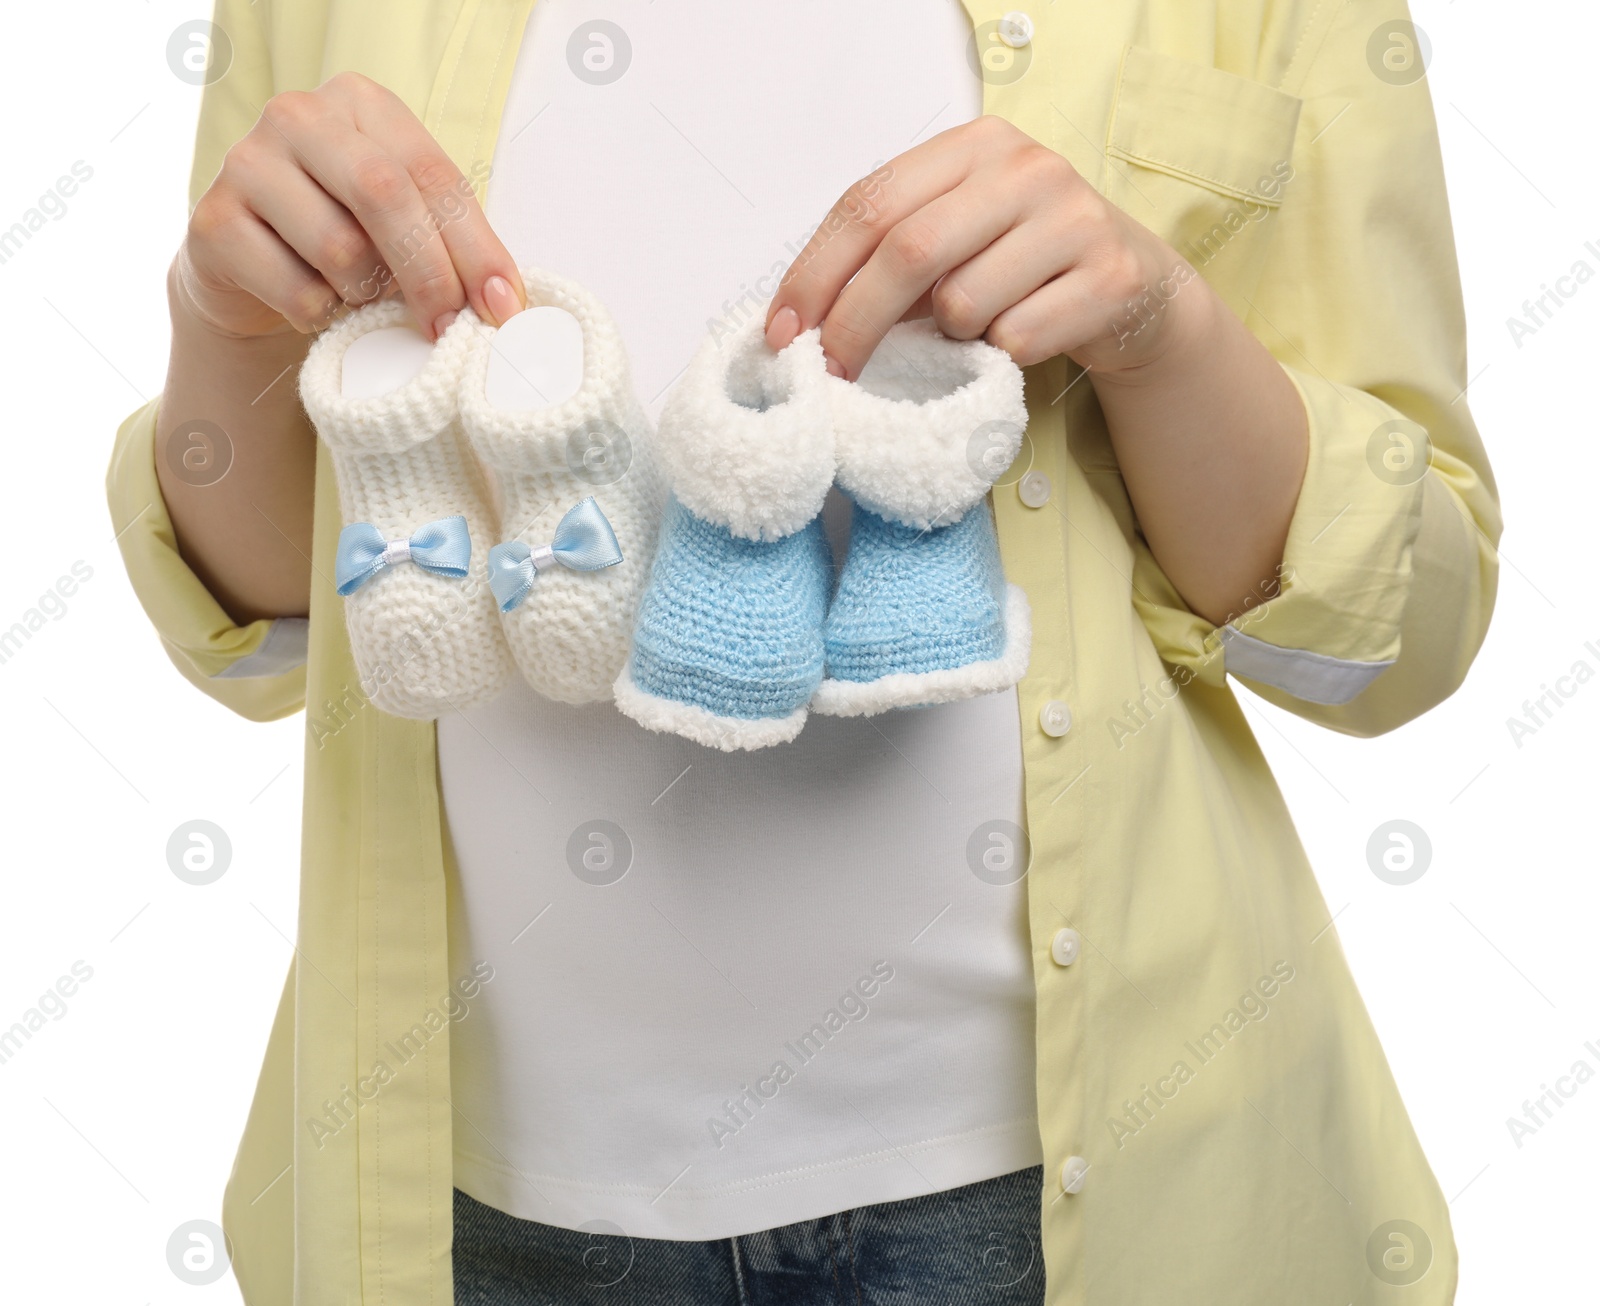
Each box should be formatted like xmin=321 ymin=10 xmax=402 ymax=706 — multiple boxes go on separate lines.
xmin=298 ymin=298 xmax=515 ymax=720
xmin=811 ymin=499 xmax=1031 ymax=717
xmin=615 ymin=319 xmax=838 ymax=748
xmin=456 ymin=267 xmax=666 ymax=705
xmin=615 ymin=498 xmax=831 ymax=751
xmin=812 ymin=323 xmax=1032 ymax=715
xmin=655 ymin=313 xmax=832 ymax=542
xmin=826 ymin=318 xmax=1027 ymax=530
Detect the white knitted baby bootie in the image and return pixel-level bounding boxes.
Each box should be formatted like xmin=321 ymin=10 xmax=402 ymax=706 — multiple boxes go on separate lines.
xmin=298 ymin=299 xmax=515 ymax=720
xmin=455 ymin=268 xmax=665 ymax=705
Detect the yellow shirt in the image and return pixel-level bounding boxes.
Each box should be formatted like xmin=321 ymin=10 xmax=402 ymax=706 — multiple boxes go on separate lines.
xmin=107 ymin=1 xmax=1500 ymax=1302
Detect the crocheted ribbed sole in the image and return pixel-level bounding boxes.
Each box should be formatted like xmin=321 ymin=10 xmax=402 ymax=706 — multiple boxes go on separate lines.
xmin=809 ymin=584 xmax=1032 ymax=717
xmin=613 ymin=663 xmax=810 ymax=752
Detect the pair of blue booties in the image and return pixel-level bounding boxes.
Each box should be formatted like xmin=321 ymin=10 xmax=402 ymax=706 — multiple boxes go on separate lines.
xmin=613 ymin=313 xmax=1032 ymax=751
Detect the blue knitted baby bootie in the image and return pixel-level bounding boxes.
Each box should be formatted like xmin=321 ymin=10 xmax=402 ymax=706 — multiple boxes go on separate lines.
xmin=614 ymin=313 xmax=836 ymax=749
xmin=615 ymin=498 xmax=832 ymax=749
xmin=811 ymin=318 xmax=1032 ymax=717
xmin=810 ymin=497 xmax=1030 ymax=717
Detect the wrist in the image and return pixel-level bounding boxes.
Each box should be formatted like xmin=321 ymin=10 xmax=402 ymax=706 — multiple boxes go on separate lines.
xmin=167 ymin=247 xmax=305 ymax=349
xmin=167 ymin=272 xmax=310 ymax=391
xmin=1088 ymin=258 xmax=1220 ymax=392
xmin=160 ymin=254 xmax=315 ymax=480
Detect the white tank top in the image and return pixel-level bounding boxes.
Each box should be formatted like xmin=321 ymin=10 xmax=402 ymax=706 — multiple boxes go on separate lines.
xmin=439 ymin=0 xmax=1041 ymax=1240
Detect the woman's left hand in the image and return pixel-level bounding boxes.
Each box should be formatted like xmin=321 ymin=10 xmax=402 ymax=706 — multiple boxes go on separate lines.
xmin=767 ymin=114 xmax=1310 ymax=631
xmin=764 ymin=115 xmax=1207 ymax=381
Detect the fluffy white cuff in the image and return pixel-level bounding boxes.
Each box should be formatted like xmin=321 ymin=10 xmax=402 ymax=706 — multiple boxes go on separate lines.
xmin=656 ymin=315 xmax=833 ymax=541
xmin=298 ymin=298 xmax=471 ymax=454
xmin=613 ymin=664 xmax=810 ymax=751
xmin=828 ymin=319 xmax=1026 ymax=530
xmin=455 ymin=266 xmax=644 ymax=475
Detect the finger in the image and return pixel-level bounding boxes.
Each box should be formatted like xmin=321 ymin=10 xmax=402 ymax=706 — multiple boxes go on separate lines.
xmin=353 ymin=97 xmax=527 ymax=326
xmin=240 ymin=149 xmax=390 ymax=308
xmin=985 ymin=270 xmax=1108 ymax=368
xmin=265 ymin=99 xmax=468 ymax=338
xmin=897 ymin=288 xmax=937 ymax=323
xmin=766 ymin=125 xmax=988 ymax=341
xmin=194 ymin=205 xmax=346 ymax=334
xmin=815 ymin=182 xmax=1022 ymax=380
xmin=924 ymin=217 xmax=1082 ymax=342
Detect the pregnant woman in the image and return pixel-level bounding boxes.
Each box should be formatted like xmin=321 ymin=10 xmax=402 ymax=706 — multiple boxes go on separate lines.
xmin=110 ymin=2 xmax=1499 ymax=1302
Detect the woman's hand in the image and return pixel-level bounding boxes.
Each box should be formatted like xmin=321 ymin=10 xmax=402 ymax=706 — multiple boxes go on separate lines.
xmin=174 ymin=70 xmax=524 ymax=342
xmin=765 ymin=115 xmax=1309 ymax=629
xmin=763 ymin=115 xmax=1203 ymax=380
xmin=159 ymin=71 xmax=529 ymax=624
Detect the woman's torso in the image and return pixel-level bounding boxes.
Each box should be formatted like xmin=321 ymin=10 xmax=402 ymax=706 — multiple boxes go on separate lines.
xmin=438 ymin=0 xmax=1042 ymax=1240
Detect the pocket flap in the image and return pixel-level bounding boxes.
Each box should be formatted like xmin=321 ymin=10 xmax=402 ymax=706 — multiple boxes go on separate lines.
xmin=1107 ymin=46 xmax=1302 ymax=204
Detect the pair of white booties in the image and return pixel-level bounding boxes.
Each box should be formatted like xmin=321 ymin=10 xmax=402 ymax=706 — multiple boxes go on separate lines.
xmin=299 ymin=267 xmax=1031 ymax=743
xmin=298 ymin=269 xmax=664 ymax=719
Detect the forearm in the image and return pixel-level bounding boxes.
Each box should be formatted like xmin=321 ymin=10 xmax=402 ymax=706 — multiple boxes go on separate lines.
xmin=1090 ymin=279 xmax=1308 ymax=628
xmin=152 ymin=70 xmax=535 ymax=629
xmin=156 ymin=259 xmax=317 ymax=626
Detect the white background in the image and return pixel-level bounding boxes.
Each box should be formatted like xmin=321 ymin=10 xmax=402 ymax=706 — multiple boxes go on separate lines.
xmin=0 ymin=1 xmax=1595 ymax=1301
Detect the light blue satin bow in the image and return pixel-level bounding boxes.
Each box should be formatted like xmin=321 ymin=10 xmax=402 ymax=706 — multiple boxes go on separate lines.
xmin=488 ymin=497 xmax=623 ymax=612
xmin=335 ymin=515 xmax=472 ymax=596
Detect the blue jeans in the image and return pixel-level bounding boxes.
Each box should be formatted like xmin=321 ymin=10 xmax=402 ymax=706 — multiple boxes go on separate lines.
xmin=453 ymin=1165 xmax=1046 ymax=1304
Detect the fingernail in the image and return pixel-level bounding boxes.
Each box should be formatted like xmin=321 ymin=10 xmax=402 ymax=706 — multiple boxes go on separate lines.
xmin=824 ymin=353 xmax=846 ymax=379
xmin=766 ymin=306 xmax=800 ymax=351
xmin=432 ymin=309 xmax=458 ymax=340
xmin=482 ymin=275 xmax=521 ymax=326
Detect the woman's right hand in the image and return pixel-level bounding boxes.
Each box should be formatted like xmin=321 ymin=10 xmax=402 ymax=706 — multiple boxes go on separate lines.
xmin=155 ymin=72 xmax=524 ymax=623
xmin=172 ymin=70 xmax=524 ymax=343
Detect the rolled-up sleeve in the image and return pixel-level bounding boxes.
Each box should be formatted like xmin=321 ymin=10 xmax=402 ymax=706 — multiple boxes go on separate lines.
xmin=1133 ymin=0 xmax=1501 ymax=736
xmin=108 ymin=399 xmax=307 ymax=721
xmin=106 ymin=0 xmax=309 ymax=721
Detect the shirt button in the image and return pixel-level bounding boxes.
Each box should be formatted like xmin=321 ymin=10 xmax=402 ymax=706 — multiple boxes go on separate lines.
xmin=1061 ymin=1155 xmax=1090 ymax=1194
xmin=1051 ymin=928 xmax=1081 ymax=966
xmin=1038 ymin=699 xmax=1071 ymax=738
xmin=998 ymin=11 xmax=1034 ymax=47
xmin=1018 ymin=470 xmax=1052 ymax=508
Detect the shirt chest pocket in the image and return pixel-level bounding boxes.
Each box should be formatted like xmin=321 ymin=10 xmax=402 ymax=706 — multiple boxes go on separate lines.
xmin=1063 ymin=47 xmax=1304 ymax=478
xmin=1102 ymin=46 xmax=1302 ymax=270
